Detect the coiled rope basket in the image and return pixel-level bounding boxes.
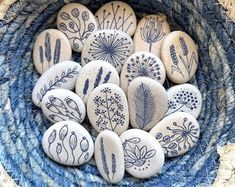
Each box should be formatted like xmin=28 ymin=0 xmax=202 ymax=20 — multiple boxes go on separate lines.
xmin=0 ymin=0 xmax=235 ymax=186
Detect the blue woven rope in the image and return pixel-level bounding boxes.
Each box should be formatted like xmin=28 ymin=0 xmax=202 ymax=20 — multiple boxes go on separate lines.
xmin=0 ymin=0 xmax=235 ymax=186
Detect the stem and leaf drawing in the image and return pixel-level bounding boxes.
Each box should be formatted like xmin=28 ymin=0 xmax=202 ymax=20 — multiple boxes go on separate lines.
xmin=78 ymin=136 xmax=90 ymax=164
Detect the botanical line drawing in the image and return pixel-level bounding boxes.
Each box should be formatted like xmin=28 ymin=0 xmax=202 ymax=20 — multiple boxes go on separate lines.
xmin=47 ymin=129 xmax=56 ymax=159
xmin=134 ymin=83 xmax=156 ymax=129
xmin=59 ymin=125 xmax=69 ymax=163
xmin=111 ymin=153 xmax=116 ymax=180
xmin=78 ymin=136 xmax=89 ymax=164
xmin=100 ymin=137 xmax=110 ymax=181
xmin=69 ymin=131 xmax=77 ymax=164
xmin=56 ymin=143 xmax=62 ymax=162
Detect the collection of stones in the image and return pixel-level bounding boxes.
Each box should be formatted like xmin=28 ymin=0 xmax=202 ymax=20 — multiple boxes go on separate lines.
xmin=32 ymin=1 xmax=202 ymax=183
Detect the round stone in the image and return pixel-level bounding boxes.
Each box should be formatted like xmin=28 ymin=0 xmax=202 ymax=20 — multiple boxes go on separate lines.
xmin=120 ymin=129 xmax=165 ymax=179
xmin=33 ymin=29 xmax=72 ymax=74
xmin=95 ymin=1 xmax=137 ymax=36
xmin=87 ymin=83 xmax=129 ymax=135
xmin=32 ymin=61 xmax=82 ymax=107
xmin=75 ymin=60 xmax=119 ymax=104
xmin=95 ymin=130 xmax=125 ymax=183
xmin=164 ymin=84 xmax=202 ymax=118
xmin=127 ymin=77 xmax=168 ymax=131
xmin=150 ymin=112 xmax=200 ymax=157
xmin=57 ymin=3 xmax=98 ymax=52
xmin=161 ymin=31 xmax=198 ymax=84
xmin=41 ymin=89 xmax=86 ymax=123
xmin=134 ymin=14 xmax=170 ymax=57
xmin=42 ymin=120 xmax=94 ymax=166
xmin=120 ymin=51 xmax=166 ymax=93
xmin=81 ymin=29 xmax=134 ymax=73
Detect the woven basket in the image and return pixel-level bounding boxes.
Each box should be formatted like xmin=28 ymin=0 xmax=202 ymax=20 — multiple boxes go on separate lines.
xmin=0 ymin=0 xmax=235 ymax=186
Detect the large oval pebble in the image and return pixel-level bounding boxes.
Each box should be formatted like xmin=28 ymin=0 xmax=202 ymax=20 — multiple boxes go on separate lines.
xmin=128 ymin=77 xmax=167 ymax=131
xmin=81 ymin=29 xmax=134 ymax=73
xmin=95 ymin=1 xmax=137 ymax=36
xmin=150 ymin=112 xmax=200 ymax=157
xmin=57 ymin=3 xmax=98 ymax=52
xmin=95 ymin=130 xmax=125 ymax=183
xmin=161 ymin=31 xmax=198 ymax=84
xmin=32 ymin=61 xmax=82 ymax=107
xmin=75 ymin=60 xmax=119 ymax=104
xmin=33 ymin=29 xmax=72 ymax=74
xmin=41 ymin=89 xmax=86 ymax=123
xmin=120 ymin=129 xmax=164 ymax=179
xmin=120 ymin=51 xmax=166 ymax=93
xmin=42 ymin=120 xmax=94 ymax=166
xmin=87 ymin=83 xmax=129 ymax=135
xmin=165 ymin=84 xmax=202 ymax=118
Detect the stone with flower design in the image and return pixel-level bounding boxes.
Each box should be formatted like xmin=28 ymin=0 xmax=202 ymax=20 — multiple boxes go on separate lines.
xmin=120 ymin=129 xmax=164 ymax=179
xmin=120 ymin=51 xmax=166 ymax=93
xmin=127 ymin=77 xmax=168 ymax=131
xmin=75 ymin=60 xmax=119 ymax=104
xmin=87 ymin=83 xmax=129 ymax=135
xmin=57 ymin=3 xmax=98 ymax=52
xmin=150 ymin=112 xmax=200 ymax=157
xmin=42 ymin=120 xmax=94 ymax=166
xmin=165 ymin=84 xmax=202 ymax=118
xmin=95 ymin=130 xmax=125 ymax=183
xmin=161 ymin=31 xmax=198 ymax=84
xmin=41 ymin=89 xmax=86 ymax=124
xmin=134 ymin=14 xmax=170 ymax=57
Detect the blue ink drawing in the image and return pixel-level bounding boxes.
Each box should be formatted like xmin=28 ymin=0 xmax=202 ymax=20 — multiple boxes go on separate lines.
xmin=69 ymin=131 xmax=77 ymax=164
xmin=59 ymin=125 xmax=69 ymax=163
xmin=82 ymin=78 xmax=89 ymax=99
xmin=94 ymin=67 xmax=103 ymax=88
xmin=134 ymin=83 xmax=156 ymax=129
xmin=47 ymin=129 xmax=56 ymax=159
xmin=78 ymin=136 xmax=89 ymax=164
xmin=100 ymin=137 xmax=110 ymax=181
xmin=56 ymin=143 xmax=62 ymax=162
xmin=111 ymin=153 xmax=116 ymax=180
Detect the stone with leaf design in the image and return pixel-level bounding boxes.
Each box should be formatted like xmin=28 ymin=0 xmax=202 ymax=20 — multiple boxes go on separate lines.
xmin=87 ymin=83 xmax=129 ymax=135
xmin=134 ymin=14 xmax=170 ymax=57
xmin=42 ymin=120 xmax=94 ymax=166
xmin=57 ymin=3 xmax=98 ymax=52
xmin=75 ymin=60 xmax=119 ymax=104
xmin=120 ymin=129 xmax=165 ymax=179
xmin=41 ymin=89 xmax=86 ymax=124
xmin=161 ymin=31 xmax=198 ymax=84
xmin=32 ymin=61 xmax=82 ymax=107
xmin=150 ymin=112 xmax=200 ymax=157
xmin=128 ymin=77 xmax=168 ymax=131
xmin=95 ymin=130 xmax=125 ymax=184
xmin=33 ymin=29 xmax=72 ymax=74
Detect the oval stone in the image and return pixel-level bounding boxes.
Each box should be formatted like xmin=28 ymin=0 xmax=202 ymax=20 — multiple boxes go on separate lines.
xmin=120 ymin=129 xmax=165 ymax=179
xmin=95 ymin=1 xmax=137 ymax=36
xmin=150 ymin=112 xmax=200 ymax=157
xmin=87 ymin=83 xmax=129 ymax=135
xmin=41 ymin=89 xmax=86 ymax=123
xmin=128 ymin=77 xmax=168 ymax=131
xmin=32 ymin=61 xmax=82 ymax=107
xmin=42 ymin=120 xmax=94 ymax=166
xmin=134 ymin=14 xmax=170 ymax=57
xmin=120 ymin=51 xmax=166 ymax=93
xmin=95 ymin=130 xmax=125 ymax=183
xmin=165 ymin=84 xmax=202 ymax=118
xmin=161 ymin=31 xmax=198 ymax=84
xmin=33 ymin=29 xmax=72 ymax=74
xmin=57 ymin=3 xmax=98 ymax=52
xmin=81 ymin=29 xmax=134 ymax=73
xmin=75 ymin=60 xmax=119 ymax=104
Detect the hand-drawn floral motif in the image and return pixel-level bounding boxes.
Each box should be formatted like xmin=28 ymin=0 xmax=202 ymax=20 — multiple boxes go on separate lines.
xmin=56 ymin=143 xmax=62 ymax=162
xmin=47 ymin=129 xmax=56 ymax=159
xmin=69 ymin=131 xmax=77 ymax=164
xmin=78 ymin=136 xmax=89 ymax=164
xmin=111 ymin=153 xmax=116 ymax=180
xmin=59 ymin=125 xmax=69 ymax=162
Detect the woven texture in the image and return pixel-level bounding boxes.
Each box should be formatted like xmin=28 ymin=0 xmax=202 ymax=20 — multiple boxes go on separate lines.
xmin=0 ymin=0 xmax=235 ymax=186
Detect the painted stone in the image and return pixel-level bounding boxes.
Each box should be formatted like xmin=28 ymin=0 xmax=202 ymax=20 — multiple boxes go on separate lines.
xmin=41 ymin=89 xmax=86 ymax=123
xmin=120 ymin=51 xmax=166 ymax=93
xmin=95 ymin=130 xmax=125 ymax=183
xmin=150 ymin=112 xmax=200 ymax=157
xmin=120 ymin=129 xmax=165 ymax=179
xmin=87 ymin=83 xmax=129 ymax=135
xmin=32 ymin=61 xmax=82 ymax=107
xmin=42 ymin=120 xmax=94 ymax=166
xmin=75 ymin=60 xmax=119 ymax=104
xmin=165 ymin=84 xmax=202 ymax=118
xmin=33 ymin=29 xmax=72 ymax=74
xmin=161 ymin=31 xmax=198 ymax=84
xmin=128 ymin=77 xmax=167 ymax=131
xmin=81 ymin=29 xmax=134 ymax=73
xmin=95 ymin=1 xmax=137 ymax=36
xmin=134 ymin=14 xmax=170 ymax=57
xmin=57 ymin=3 xmax=98 ymax=52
